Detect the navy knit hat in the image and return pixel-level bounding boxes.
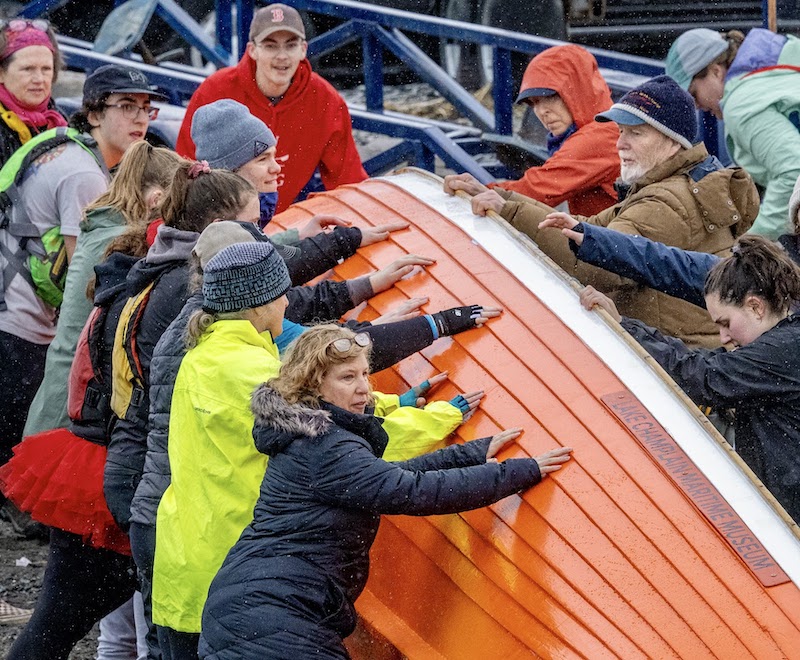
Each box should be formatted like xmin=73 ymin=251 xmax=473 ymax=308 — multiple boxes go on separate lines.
xmin=191 ymin=99 xmax=277 ymax=172
xmin=595 ymin=75 xmax=697 ymax=149
xmin=202 ymin=242 xmax=291 ymax=313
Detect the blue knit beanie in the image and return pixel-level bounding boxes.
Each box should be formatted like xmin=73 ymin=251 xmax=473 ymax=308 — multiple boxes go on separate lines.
xmin=202 ymin=241 xmax=291 ymax=313
xmin=191 ymin=99 xmax=277 ymax=171
xmin=595 ymin=75 xmax=697 ymax=149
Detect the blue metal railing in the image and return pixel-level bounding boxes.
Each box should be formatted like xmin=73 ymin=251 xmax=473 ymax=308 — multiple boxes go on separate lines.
xmin=22 ymin=0 xmax=667 ymax=187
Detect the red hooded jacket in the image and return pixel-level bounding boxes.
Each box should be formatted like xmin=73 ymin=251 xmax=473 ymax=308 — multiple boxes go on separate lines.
xmin=492 ymin=45 xmax=620 ymax=216
xmin=176 ymin=56 xmax=368 ymax=214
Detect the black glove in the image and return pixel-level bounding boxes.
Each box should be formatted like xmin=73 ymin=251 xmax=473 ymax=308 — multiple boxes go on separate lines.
xmin=430 ymin=305 xmax=483 ymax=337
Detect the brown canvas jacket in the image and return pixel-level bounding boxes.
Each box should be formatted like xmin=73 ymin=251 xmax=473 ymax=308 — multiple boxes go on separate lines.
xmin=496 ymin=143 xmax=759 ymax=348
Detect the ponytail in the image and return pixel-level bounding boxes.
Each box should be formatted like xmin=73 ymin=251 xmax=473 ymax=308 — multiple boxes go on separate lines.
xmin=704 ymin=235 xmax=800 ymax=314
xmin=160 ymin=162 xmax=256 ymax=234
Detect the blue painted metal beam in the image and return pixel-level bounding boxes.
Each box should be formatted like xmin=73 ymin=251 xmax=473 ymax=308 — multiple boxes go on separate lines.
xmin=371 ymin=26 xmax=496 ymax=132
xmin=306 ymin=20 xmax=360 ymax=59
xmin=154 ymin=0 xmax=232 ymax=67
xmin=350 ymin=108 xmax=493 ymax=183
xmin=18 ymin=0 xmax=72 ymax=17
xmin=290 ymin=0 xmax=663 ymax=77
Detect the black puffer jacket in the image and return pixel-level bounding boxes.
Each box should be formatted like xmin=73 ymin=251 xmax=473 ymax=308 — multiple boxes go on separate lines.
xmin=199 ymin=386 xmax=542 ymax=659
xmin=623 ymin=315 xmax=800 ymax=522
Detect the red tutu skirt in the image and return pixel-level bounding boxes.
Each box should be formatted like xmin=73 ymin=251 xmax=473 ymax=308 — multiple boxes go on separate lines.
xmin=0 ymin=429 xmax=130 ymax=555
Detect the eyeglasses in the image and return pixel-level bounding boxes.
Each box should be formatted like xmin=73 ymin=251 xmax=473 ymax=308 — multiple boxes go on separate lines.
xmin=254 ymin=40 xmax=304 ymax=55
xmin=1 ymin=19 xmax=49 ymax=33
xmin=327 ymin=332 xmax=371 ymax=354
xmin=104 ymin=102 xmax=159 ymax=120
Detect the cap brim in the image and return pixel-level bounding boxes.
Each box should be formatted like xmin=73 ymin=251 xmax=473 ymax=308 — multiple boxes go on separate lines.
xmin=251 ymin=26 xmax=305 ymax=43
xmin=111 ymin=87 xmax=169 ymax=101
xmin=595 ymin=107 xmax=646 ymax=125
xmin=515 ymin=87 xmax=557 ymax=104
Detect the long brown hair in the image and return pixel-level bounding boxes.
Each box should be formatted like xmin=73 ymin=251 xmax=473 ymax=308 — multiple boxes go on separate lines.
xmin=160 ymin=163 xmax=256 ymax=234
xmin=86 ymin=141 xmax=185 ymax=223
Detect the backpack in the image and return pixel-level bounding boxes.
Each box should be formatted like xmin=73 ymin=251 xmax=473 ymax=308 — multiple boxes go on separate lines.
xmin=0 ymin=126 xmax=105 ymax=310
xmin=110 ymin=281 xmax=156 ymax=422
xmin=68 ymin=305 xmax=113 ymax=432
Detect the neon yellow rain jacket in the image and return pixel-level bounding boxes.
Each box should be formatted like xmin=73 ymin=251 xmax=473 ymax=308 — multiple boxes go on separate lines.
xmin=152 ymin=320 xmax=462 ymax=632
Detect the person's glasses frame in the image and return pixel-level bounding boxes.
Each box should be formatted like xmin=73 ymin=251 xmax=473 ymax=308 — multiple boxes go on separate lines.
xmin=103 ymin=102 xmax=159 ymax=121
xmin=1 ymin=19 xmax=49 ymax=33
xmin=253 ymin=39 xmax=304 ymax=55
xmin=328 ymin=333 xmax=372 ymax=354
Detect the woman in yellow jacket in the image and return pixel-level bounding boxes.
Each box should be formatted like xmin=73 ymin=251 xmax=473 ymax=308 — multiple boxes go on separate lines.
xmin=152 ymin=240 xmax=480 ymax=658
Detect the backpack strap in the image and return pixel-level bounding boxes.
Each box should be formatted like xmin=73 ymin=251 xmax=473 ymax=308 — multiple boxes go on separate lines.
xmin=111 ymin=282 xmax=155 ymax=420
xmin=0 ymin=127 xmax=107 ymax=310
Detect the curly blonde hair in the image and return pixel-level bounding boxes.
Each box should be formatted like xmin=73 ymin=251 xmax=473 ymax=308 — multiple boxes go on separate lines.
xmin=269 ymin=324 xmax=373 ymax=408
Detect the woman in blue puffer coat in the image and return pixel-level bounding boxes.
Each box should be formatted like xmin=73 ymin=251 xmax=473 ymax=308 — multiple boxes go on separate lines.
xmin=199 ymin=325 xmax=573 ymax=659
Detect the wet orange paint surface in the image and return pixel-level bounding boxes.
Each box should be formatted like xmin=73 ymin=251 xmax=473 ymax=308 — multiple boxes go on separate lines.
xmin=271 ymin=177 xmax=800 ymax=659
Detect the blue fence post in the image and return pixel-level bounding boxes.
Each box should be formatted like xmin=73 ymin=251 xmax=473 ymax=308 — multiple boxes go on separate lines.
xmin=492 ymin=47 xmax=514 ymax=135
xmin=236 ymin=0 xmax=254 ymax=60
xmin=362 ymin=26 xmax=384 ymax=112
xmin=216 ymin=0 xmax=233 ymax=55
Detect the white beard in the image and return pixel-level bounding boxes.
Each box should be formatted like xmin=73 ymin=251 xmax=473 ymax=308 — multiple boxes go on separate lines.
xmin=619 ymin=162 xmax=650 ymax=185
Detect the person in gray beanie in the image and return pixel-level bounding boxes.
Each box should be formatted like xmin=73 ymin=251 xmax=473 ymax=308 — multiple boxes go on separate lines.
xmin=191 ymin=98 xmax=409 ymax=251
xmin=200 ymin=241 xmax=291 ymax=316
xmin=152 ymin=240 xmax=292 ymax=659
xmin=466 ymin=74 xmax=759 ymax=349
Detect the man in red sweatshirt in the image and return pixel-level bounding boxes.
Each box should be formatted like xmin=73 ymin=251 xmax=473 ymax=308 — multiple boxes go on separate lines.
xmin=176 ymin=3 xmax=368 ymax=214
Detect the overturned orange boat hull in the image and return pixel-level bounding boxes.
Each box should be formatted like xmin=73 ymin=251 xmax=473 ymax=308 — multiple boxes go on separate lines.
xmin=272 ymin=170 xmax=800 ymax=659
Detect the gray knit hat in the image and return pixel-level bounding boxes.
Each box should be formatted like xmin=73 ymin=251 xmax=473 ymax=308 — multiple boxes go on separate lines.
xmin=194 ymin=221 xmax=300 ymax=270
xmin=191 ymin=99 xmax=277 ymax=172
xmin=665 ymin=29 xmax=728 ymax=91
xmin=202 ymin=241 xmax=291 ymax=313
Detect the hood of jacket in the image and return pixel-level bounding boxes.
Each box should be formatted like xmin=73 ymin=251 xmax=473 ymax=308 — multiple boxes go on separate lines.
xmin=726 ymin=28 xmax=786 ymax=80
xmin=126 ymin=225 xmax=198 ymax=295
xmin=93 ymin=252 xmax=139 ymax=306
xmin=519 ymin=45 xmax=613 ymax=127
xmin=233 ymin=54 xmax=313 ymax=117
xmin=80 ymin=205 xmax=125 ymax=234
xmin=627 ymin=143 xmax=758 ymax=236
xmin=251 ymin=384 xmax=387 ymax=457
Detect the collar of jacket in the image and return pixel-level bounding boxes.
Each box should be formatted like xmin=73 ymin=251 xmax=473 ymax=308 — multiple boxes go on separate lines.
xmin=321 ymin=401 xmax=388 ymax=457
xmin=250 ymin=383 xmax=388 ymax=456
xmin=196 ymin=318 xmax=280 ymax=359
xmin=146 ymin=225 xmax=199 ymax=266
xmin=235 ymin=53 xmax=313 ymax=114
xmin=627 ymin=143 xmax=709 ymax=197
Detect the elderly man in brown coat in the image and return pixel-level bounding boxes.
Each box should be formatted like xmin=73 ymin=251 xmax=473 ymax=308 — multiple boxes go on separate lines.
xmin=467 ymin=75 xmax=758 ymax=348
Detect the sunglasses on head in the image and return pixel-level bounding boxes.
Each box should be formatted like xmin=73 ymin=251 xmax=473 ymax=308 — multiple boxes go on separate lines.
xmin=327 ymin=332 xmax=371 ymax=354
xmin=1 ymin=19 xmax=49 ymax=33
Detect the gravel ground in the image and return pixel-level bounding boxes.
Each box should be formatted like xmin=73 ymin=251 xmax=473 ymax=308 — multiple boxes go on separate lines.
xmin=0 ymin=520 xmax=100 ymax=658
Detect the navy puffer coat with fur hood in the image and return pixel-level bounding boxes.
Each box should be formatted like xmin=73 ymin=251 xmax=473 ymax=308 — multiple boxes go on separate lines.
xmin=199 ymin=385 xmax=542 ymax=659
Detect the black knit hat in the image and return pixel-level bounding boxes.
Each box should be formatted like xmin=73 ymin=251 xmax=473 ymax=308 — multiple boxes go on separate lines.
xmin=202 ymin=242 xmax=291 ymax=313
xmin=595 ymin=75 xmax=697 ymax=149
